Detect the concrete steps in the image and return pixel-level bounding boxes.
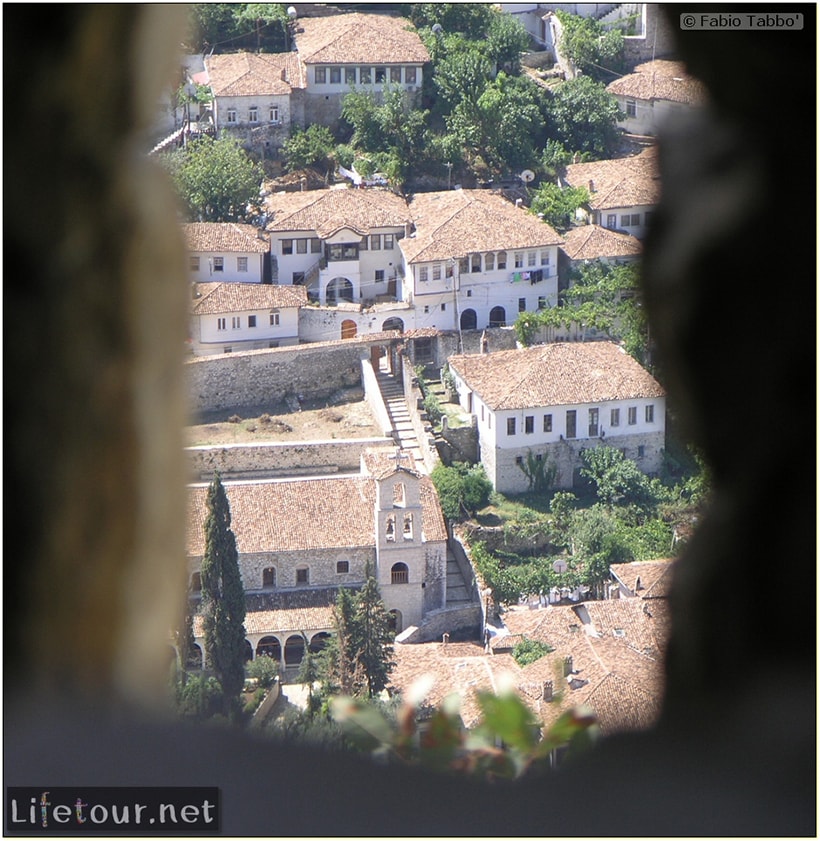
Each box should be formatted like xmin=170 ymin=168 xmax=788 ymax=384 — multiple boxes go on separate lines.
xmin=445 ymin=550 xmax=472 ymax=606
xmin=375 ymin=369 xmax=423 ymax=464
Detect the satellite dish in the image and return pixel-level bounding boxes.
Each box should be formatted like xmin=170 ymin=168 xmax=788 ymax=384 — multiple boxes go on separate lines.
xmin=287 ymin=6 xmax=297 ymax=19
xmin=520 ymin=169 xmax=535 ymax=183
xmin=431 ymin=23 xmax=443 ymax=34
xmin=553 ymin=559 xmax=568 ymax=574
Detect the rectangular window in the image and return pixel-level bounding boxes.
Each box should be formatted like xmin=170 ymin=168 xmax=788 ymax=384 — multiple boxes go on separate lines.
xmin=282 ymin=239 xmax=293 ymax=255
xmin=458 ymin=257 xmax=468 ymax=274
xmin=269 ymin=341 xmax=279 ymax=348
xmin=631 ymin=213 xmax=641 ymax=226
xmin=359 ymin=236 xmax=368 ymax=251
xmin=525 ymin=416 xmax=534 ymax=434
xmin=370 ymin=234 xmax=381 ymax=250
xmin=432 ymin=264 xmax=441 ymax=281
xmin=390 ymin=66 xmax=402 ymax=83
xmin=466 ymin=289 xmax=472 ymax=297
xmin=566 ymin=410 xmax=577 ymax=439
xmin=189 ymin=256 xmax=200 ymax=271
xmin=423 ymin=305 xmax=429 ymax=314
xmin=405 ymin=66 xmax=417 ymax=84
xmin=227 ymin=109 xmax=236 ymax=123
xmin=336 ymin=560 xmax=349 ymax=574
xmin=440 ymin=303 xmax=446 ymax=311
xmin=485 ymin=252 xmax=494 ymax=271
xmin=626 ymin=99 xmax=637 ymax=117
xmin=345 ymin=67 xmax=357 ymax=84
xmin=471 ymin=253 xmax=481 ymax=273
xmin=270 ymin=310 xmax=280 ymax=326
xmin=327 ymin=243 xmax=358 ymax=261
xmin=383 ymin=233 xmax=394 ymax=250
xmin=611 ymin=408 xmax=620 ymax=427
xmin=543 ymin=414 xmax=552 ymax=432
xmin=515 ymin=455 xmax=523 ymax=466
xmin=330 ymin=67 xmax=341 ymax=84
xmin=249 ymin=106 xmax=258 ymax=123
xmin=507 ymin=417 xmax=516 ymax=436
xmin=638 ymin=445 xmax=645 ymax=458
xmin=217 ymin=318 xmax=226 ymax=331
xmin=310 ymin=237 xmax=321 ymax=253
xmin=375 ymin=67 xmax=386 ymax=83
xmin=606 ymin=214 xmax=617 ymax=229
xmin=514 ymin=252 xmax=524 ymax=268
xmin=497 ymin=251 xmax=507 ymax=269
xmin=538 ymin=296 xmax=547 ymax=310
xmin=527 ymin=251 xmax=536 ymax=267
xmin=237 ymin=257 xmax=248 ymax=272
xmin=269 ymin=105 xmax=279 ymax=123
xmin=645 ymin=404 xmax=655 ymax=423
xmin=213 ymin=257 xmax=224 ymax=272
xmin=375 ymin=269 xmax=385 ymax=282
xmin=315 ymin=67 xmax=326 ymax=83
xmin=231 ymin=316 xmax=241 ymax=329
xmin=518 ymin=298 xmax=526 ymax=312
xmin=628 ymin=406 xmax=637 ymax=425
xmin=292 ymin=271 xmax=305 ymax=284
xmin=359 ymin=66 xmax=371 ymax=83
xmin=296 ymin=238 xmax=307 ymax=254
xmin=248 ymin=315 xmax=257 ymax=328
xmin=419 ymin=266 xmax=428 ymax=282
xmin=621 ymin=214 xmax=632 ymax=227
xmin=296 ymin=567 xmax=309 ymax=584
xmin=588 ymin=407 xmax=599 ymax=437
xmin=540 ymin=251 xmax=550 ymax=266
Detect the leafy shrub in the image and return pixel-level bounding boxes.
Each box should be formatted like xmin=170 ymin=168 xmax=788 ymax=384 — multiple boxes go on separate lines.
xmin=176 ymin=674 xmax=223 ymax=721
xmin=512 ymin=636 xmax=554 ymax=667
xmin=423 ymin=392 xmax=443 ymax=426
xmin=247 ymin=654 xmax=279 ymax=688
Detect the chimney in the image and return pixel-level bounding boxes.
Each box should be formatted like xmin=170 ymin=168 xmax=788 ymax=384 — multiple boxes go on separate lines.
xmin=562 ymin=654 xmax=573 ymax=676
xmin=515 ymin=198 xmax=523 ymax=207
xmin=542 ymin=680 xmax=553 ymax=702
xmin=404 ymin=221 xmax=413 ymax=238
xmin=588 ymin=179 xmax=595 ymax=192
xmin=442 ymin=632 xmax=449 ymax=647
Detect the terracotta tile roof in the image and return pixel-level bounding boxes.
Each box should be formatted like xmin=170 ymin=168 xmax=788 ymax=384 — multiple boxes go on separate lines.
xmin=186 ymin=475 xmax=447 ymax=557
xmin=265 ymin=187 xmax=411 ymax=239
xmin=607 ymin=60 xmax=707 ymax=106
xmin=448 ymin=340 xmax=665 ymax=411
xmin=204 ymin=51 xmax=305 ymax=96
xmin=402 ymin=189 xmax=563 ymax=264
xmin=560 ymin=224 xmax=642 ymax=261
xmin=361 ymin=448 xmax=422 ymax=481
xmin=610 ymin=558 xmax=675 ymax=599
xmin=183 ymin=223 xmax=270 ymax=254
xmin=293 ymin=13 xmax=429 ymax=65
xmin=579 ymin=599 xmax=670 ymax=660
xmin=191 ymin=282 xmax=307 ymax=315
xmin=564 ymin=147 xmax=660 ymax=211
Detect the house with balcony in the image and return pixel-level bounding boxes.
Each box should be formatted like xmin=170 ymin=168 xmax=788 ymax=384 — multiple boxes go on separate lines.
xmin=264 ymin=186 xmax=415 ymax=340
xmin=200 ymin=51 xmax=306 ymax=156
xmin=447 ymin=340 xmax=665 ymax=493
xmin=184 ymin=450 xmax=449 ymax=672
xmin=606 ymin=60 xmax=706 ymax=136
xmin=563 ymin=146 xmax=660 ymax=239
xmin=292 ymin=12 xmax=429 ymax=129
xmin=399 ymin=189 xmax=565 ymax=333
xmin=183 ymin=222 xmax=272 ymax=284
xmin=189 ymin=281 xmax=307 ymax=355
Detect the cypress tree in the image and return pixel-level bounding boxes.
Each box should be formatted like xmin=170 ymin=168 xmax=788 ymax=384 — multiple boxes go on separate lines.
xmin=201 ymin=473 xmax=246 ymax=721
xmin=354 ymin=575 xmax=396 ymax=699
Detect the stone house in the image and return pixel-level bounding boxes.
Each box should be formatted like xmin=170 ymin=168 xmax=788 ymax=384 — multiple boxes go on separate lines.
xmin=563 ymin=146 xmax=660 ymax=239
xmin=292 ymin=12 xmax=429 ymax=129
xmin=400 ymin=189 xmax=565 ymax=333
xmin=447 ymin=340 xmax=666 ymax=493
xmin=184 ymin=450 xmax=449 ymax=673
xmin=606 ymin=60 xmax=707 ymax=136
xmin=201 ymin=51 xmax=306 ymax=158
xmin=183 ymin=222 xmax=272 ymax=284
xmin=189 ymin=282 xmax=307 ymax=355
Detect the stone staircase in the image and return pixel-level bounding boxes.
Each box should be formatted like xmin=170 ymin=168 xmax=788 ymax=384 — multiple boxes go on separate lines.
xmin=445 ymin=548 xmax=473 ymax=607
xmin=375 ymin=368 xmax=423 ymax=467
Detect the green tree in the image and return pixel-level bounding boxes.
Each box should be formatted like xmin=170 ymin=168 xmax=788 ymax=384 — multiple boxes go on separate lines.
xmin=161 ymin=135 xmax=262 ymax=222
xmin=235 ymin=3 xmax=287 ymax=52
xmin=546 ymin=76 xmax=622 ymax=159
xmin=172 ymin=586 xmax=198 ymax=686
xmin=201 ymin=473 xmax=247 ymax=721
xmin=512 ymin=636 xmax=554 ymax=667
xmin=579 ymin=446 xmax=656 ymax=510
xmin=484 ymin=11 xmax=531 ymax=73
xmin=353 ymin=576 xmax=396 ymax=699
xmin=283 ymin=124 xmax=336 ymax=173
xmin=555 ymin=10 xmax=625 ymax=83
xmin=411 ymin=3 xmax=494 ymax=40
xmin=320 ymin=587 xmax=363 ymax=698
xmin=431 ymin=462 xmax=492 ymax=521
xmin=297 ymin=645 xmax=323 ymax=718
xmin=529 ymin=182 xmax=590 ymax=231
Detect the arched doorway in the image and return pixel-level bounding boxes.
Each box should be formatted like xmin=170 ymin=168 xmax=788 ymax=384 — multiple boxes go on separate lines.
xmin=309 ymin=632 xmax=331 ymax=654
xmin=243 ymin=639 xmax=253 ymax=662
xmin=489 ymin=306 xmax=506 ymax=327
xmin=388 ymin=609 xmax=402 ymax=634
xmin=188 ymin=643 xmax=204 ymax=670
xmin=326 ymin=277 xmax=354 ymax=305
xmin=460 ymin=309 xmax=477 ymax=330
xmin=382 ymin=317 xmax=404 ymax=332
xmin=256 ymin=636 xmax=281 ymax=661
xmin=341 ymin=319 xmax=357 ymax=339
xmin=284 ymin=634 xmax=305 ymax=666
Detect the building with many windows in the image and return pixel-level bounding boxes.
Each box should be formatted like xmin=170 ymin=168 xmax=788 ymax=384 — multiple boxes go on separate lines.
xmin=447 ymin=340 xmax=666 ymax=493
xmin=183 ymin=223 xmax=272 ymax=284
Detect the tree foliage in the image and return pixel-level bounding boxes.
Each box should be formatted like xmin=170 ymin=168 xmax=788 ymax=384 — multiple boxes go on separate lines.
xmin=431 ymin=462 xmax=493 ymax=521
xmin=545 ymin=76 xmax=623 ymax=159
xmin=187 ymin=3 xmax=288 ymax=53
xmin=579 ymin=446 xmax=657 ymax=510
xmin=161 ymin=135 xmax=262 ymax=222
xmin=282 ymin=124 xmax=336 ymax=174
xmin=512 ymin=636 xmax=554 ymax=667
xmin=201 ymin=474 xmax=247 ymax=720
xmin=555 ymin=10 xmax=625 ymax=82
xmin=529 ymin=182 xmax=590 ymax=231
xmin=354 ymin=576 xmax=396 ymax=699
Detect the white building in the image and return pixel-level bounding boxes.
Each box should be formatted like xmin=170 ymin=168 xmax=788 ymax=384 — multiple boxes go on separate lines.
xmin=400 ymin=189 xmax=564 ymax=332
xmin=563 ymin=147 xmax=660 ymax=240
xmin=447 ymin=340 xmax=666 ymax=493
xmin=606 ymin=60 xmax=706 ymax=136
xmin=183 ymin=223 xmax=272 ymax=284
xmin=189 ymin=282 xmax=307 ymax=355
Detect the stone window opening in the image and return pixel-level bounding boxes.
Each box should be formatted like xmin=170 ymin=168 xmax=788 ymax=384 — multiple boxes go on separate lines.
xmin=296 ymin=566 xmax=309 ymax=585
xmin=391 ymin=562 xmax=409 ymax=584
xmin=336 ymin=560 xmax=349 ymax=574
xmin=393 ymin=482 xmax=406 ymax=507
xmin=385 ymin=514 xmax=396 ymax=542
xmin=262 ymin=567 xmax=276 ymax=588
xmin=403 ymin=513 xmax=414 ymax=540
